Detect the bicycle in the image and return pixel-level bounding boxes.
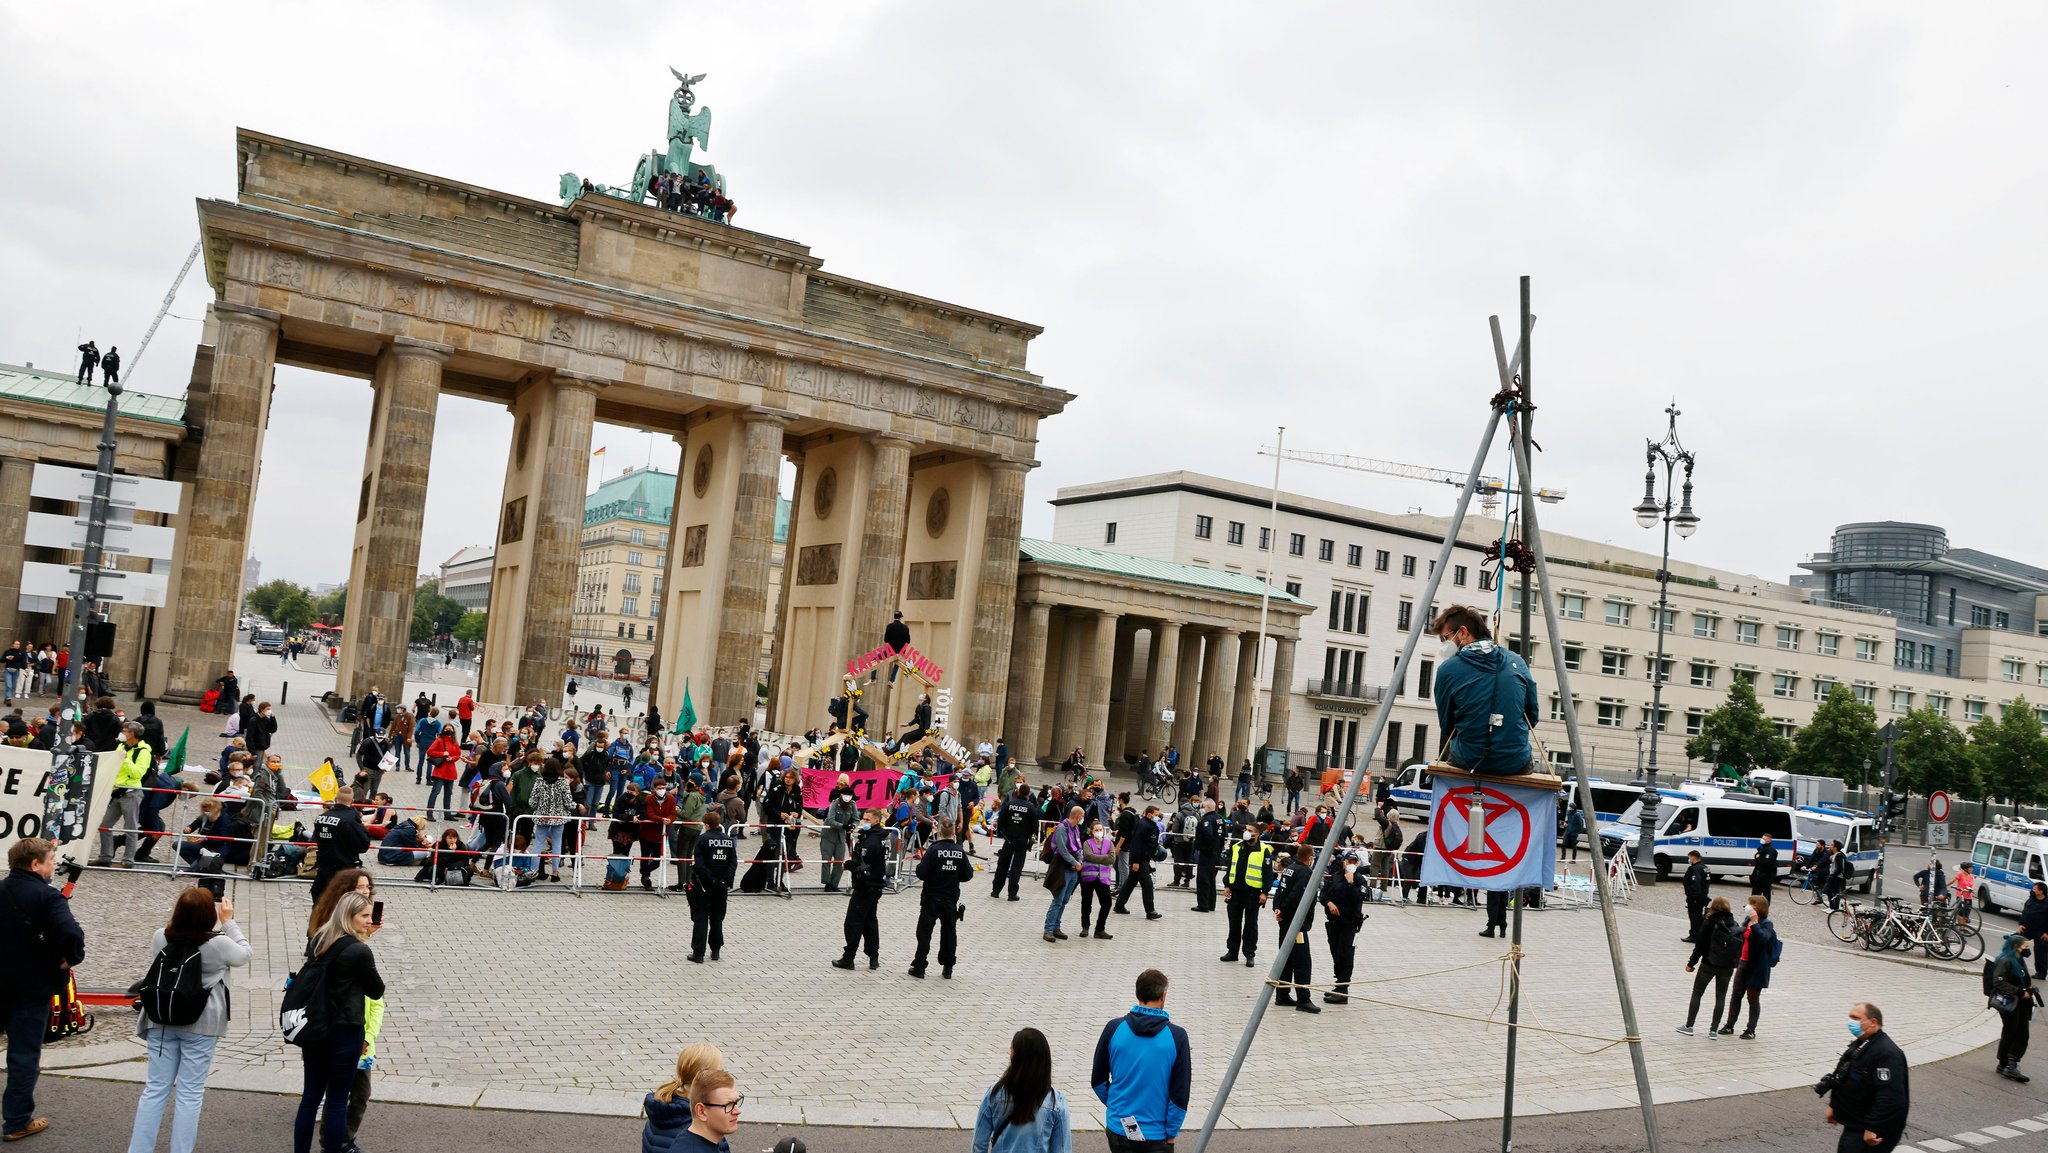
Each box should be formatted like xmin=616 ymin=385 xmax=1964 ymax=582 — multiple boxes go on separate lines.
xmin=1827 ymin=903 xmax=1881 ymax=945
xmin=1786 ymin=867 xmax=1824 ymax=906
xmin=321 ymin=654 xmax=339 ymax=670
xmin=1864 ymin=897 xmax=1966 ymax=959
xmin=1927 ymin=896 xmax=1985 ymax=963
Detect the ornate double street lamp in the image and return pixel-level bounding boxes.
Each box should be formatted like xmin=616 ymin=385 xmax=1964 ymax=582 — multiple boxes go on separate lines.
xmin=1630 ymin=404 xmax=1698 ymax=882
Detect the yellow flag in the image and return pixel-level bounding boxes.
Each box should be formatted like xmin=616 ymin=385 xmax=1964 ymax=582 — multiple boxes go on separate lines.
xmin=308 ymin=758 xmax=339 ymax=804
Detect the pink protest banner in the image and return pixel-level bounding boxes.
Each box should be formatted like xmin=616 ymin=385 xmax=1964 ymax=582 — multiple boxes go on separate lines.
xmin=801 ymin=765 xmax=955 ymax=811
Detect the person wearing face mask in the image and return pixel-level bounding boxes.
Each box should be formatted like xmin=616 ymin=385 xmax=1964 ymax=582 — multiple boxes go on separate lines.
xmin=1220 ymin=824 xmax=1271 ymax=967
xmin=834 ymin=809 xmax=890 ymax=970
xmin=1268 ymin=844 xmax=1321 ymax=1014
xmin=1821 ymin=1002 xmax=1908 ymax=1152
xmin=639 ymin=779 xmax=678 ymax=891
xmin=1320 ymin=851 xmax=1370 ymax=1005
xmin=1192 ymin=799 xmax=1225 ymax=913
xmin=1428 ymin=607 xmax=1539 ymax=776
xmin=909 ymin=818 xmax=973 ymax=978
xmin=688 ymin=809 xmax=737 ymax=963
xmin=1986 ymin=932 xmax=2040 ymax=1082
xmin=1722 ymin=894 xmax=1780 ymax=1039
xmin=1749 ymin=834 xmax=1781 ymax=898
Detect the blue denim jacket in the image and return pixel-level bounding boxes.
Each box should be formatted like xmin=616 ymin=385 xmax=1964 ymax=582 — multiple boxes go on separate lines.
xmin=973 ymin=1086 xmax=1071 ymax=1153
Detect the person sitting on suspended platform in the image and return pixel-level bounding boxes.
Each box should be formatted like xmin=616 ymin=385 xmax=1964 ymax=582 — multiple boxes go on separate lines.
xmin=1430 ymin=606 xmax=1540 ymax=776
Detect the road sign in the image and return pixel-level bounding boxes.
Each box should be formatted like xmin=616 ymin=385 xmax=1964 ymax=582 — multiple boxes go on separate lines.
xmin=29 ymin=464 xmax=184 ymax=515
xmin=1928 ymin=790 xmax=1951 ymax=824
xmin=24 ymin=511 xmax=178 ymax=561
xmin=19 ymin=561 xmax=169 ymax=607
xmin=1929 ymin=824 xmax=1950 ymax=847
xmin=1161 ymin=708 xmax=1176 ymax=723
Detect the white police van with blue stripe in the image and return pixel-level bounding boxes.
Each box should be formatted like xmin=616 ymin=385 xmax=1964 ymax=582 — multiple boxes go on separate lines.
xmin=1790 ymin=804 xmax=1878 ymax=895
xmin=1600 ymin=788 xmax=1801 ymax=882
xmin=1971 ymin=817 xmax=2048 ymax=913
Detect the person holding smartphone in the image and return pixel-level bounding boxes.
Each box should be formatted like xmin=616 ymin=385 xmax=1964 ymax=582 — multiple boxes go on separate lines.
xmin=125 ymin=887 xmax=250 ymax=1153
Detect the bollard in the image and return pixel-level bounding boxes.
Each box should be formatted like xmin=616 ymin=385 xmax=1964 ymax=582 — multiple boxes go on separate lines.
xmin=281 ymin=680 xmax=290 ymax=705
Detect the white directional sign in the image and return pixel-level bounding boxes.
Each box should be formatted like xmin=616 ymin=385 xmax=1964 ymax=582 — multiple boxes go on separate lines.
xmin=29 ymin=464 xmax=184 ymax=515
xmin=24 ymin=511 xmax=178 ymax=561
xmin=19 ymin=561 xmax=170 ymax=607
xmin=1162 ymin=708 xmax=1177 ymax=723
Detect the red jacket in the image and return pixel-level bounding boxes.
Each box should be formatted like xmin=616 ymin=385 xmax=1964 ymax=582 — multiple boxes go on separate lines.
xmin=639 ymin=791 xmax=677 ymax=841
xmin=426 ymin=732 xmax=463 ymax=780
xmin=456 ymin=694 xmax=475 ymax=720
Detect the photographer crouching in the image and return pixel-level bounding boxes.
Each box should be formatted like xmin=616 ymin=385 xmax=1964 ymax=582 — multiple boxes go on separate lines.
xmin=1818 ymin=1002 xmax=1908 ymax=1152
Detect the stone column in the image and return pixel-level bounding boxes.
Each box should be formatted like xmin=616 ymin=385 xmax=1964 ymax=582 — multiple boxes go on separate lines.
xmin=1265 ymin=635 xmax=1296 ymax=757
xmin=0 ymin=458 xmax=33 ymax=649
xmin=644 ymin=435 xmax=687 ymax=710
xmin=338 ymin=338 xmax=447 ymax=704
xmin=1050 ymin=613 xmax=1083 ymax=760
xmin=761 ymin=450 xmax=801 ymax=727
xmin=1104 ymin=619 xmax=1134 ymax=763
xmin=710 ymin=410 xmax=786 ymax=723
xmin=513 ymin=373 xmax=600 ymax=706
xmin=964 ymin=459 xmax=1031 ymax=741
xmin=166 ymin=303 xmax=279 ymax=702
xmin=1003 ymin=601 xmax=1051 ymax=769
xmin=1081 ymin=610 xmax=1120 ymax=770
xmin=1145 ymin=620 xmax=1182 ymax=753
xmin=1227 ymin=631 xmax=1260 ymax=767
xmin=1173 ymin=629 xmax=1204 ymax=758
xmin=1194 ymin=630 xmax=1240 ymax=766
xmin=848 ymin=435 xmax=913 ymax=727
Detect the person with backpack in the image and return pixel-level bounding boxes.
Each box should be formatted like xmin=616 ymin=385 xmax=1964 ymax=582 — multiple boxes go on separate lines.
xmin=1678 ymin=895 xmax=1741 ymax=1036
xmin=1722 ymin=893 xmax=1781 ymax=1039
xmin=124 ymin=886 xmax=250 ymax=1153
xmin=289 ymin=891 xmax=384 ymax=1153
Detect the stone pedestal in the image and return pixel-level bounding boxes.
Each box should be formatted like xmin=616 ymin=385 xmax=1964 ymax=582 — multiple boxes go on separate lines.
xmin=963 ymin=460 xmax=1029 ymax=741
xmin=165 ymin=303 xmax=279 ymax=702
xmin=0 ymin=458 xmax=33 ymax=649
xmin=1004 ymin=601 xmax=1051 ymax=766
xmin=479 ymin=372 xmax=598 ymax=707
xmin=338 ymin=338 xmax=447 ymax=704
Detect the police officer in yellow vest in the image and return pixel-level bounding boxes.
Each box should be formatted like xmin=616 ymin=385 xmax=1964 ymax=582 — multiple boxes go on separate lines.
xmin=1219 ymin=826 xmax=1271 ymax=968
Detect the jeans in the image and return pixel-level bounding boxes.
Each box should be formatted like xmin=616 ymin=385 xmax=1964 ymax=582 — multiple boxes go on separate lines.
xmin=4 ymin=998 xmax=47 ymax=1133
xmin=1043 ymin=868 xmax=1080 ymax=932
xmin=126 ymin=1029 xmax=220 ymax=1153
xmin=532 ymin=823 xmax=564 ymax=873
xmin=1286 ymin=788 xmax=1301 ymax=815
xmin=296 ymin=1027 xmax=362 ymax=1153
xmin=398 ymin=743 xmax=413 ymax=773
xmin=1235 ymin=778 xmax=1250 ymax=801
xmin=582 ymin=783 xmax=606 ymax=819
xmin=2 ymin=669 xmax=17 ymax=700
xmin=425 ymin=779 xmax=455 ymax=820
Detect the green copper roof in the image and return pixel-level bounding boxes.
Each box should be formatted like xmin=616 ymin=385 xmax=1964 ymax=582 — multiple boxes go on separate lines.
xmin=584 ymin=468 xmax=676 ymax=526
xmin=1019 ymin=538 xmax=1309 ymax=604
xmin=0 ymin=363 xmax=186 ymax=427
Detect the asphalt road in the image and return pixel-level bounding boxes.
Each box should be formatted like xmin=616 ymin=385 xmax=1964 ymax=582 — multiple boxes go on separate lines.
xmin=32 ymin=1038 xmax=2042 ymax=1153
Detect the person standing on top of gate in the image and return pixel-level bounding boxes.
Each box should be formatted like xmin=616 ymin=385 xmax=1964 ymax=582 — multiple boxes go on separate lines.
xmin=1429 ymin=607 xmax=1539 ymax=776
xmin=124 ymin=886 xmax=250 ymax=1153
xmin=880 ymin=610 xmax=912 ymax=682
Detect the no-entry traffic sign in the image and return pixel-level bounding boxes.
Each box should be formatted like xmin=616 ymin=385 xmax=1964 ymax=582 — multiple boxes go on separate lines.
xmin=1927 ymin=790 xmax=1951 ymax=824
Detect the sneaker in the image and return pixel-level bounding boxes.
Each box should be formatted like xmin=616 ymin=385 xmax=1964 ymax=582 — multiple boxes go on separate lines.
xmin=1707 ymin=1027 xmax=1720 ymax=1040
xmin=1676 ymin=1025 xmax=1694 ymax=1037
xmin=1737 ymin=1030 xmax=1755 ymax=1040
xmin=1715 ymin=1026 xmax=1733 ymax=1036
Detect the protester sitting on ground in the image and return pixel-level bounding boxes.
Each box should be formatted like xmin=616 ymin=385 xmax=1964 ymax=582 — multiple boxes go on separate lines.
xmin=378 ymin=817 xmax=428 ymax=868
xmin=642 ymin=1042 xmax=725 ymax=1153
xmin=419 ymin=829 xmax=470 ymax=885
xmin=362 ymin=793 xmax=397 ymax=840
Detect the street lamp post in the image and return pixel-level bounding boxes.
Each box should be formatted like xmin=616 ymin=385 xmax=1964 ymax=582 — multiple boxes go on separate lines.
xmin=1630 ymin=404 xmax=1698 ymax=883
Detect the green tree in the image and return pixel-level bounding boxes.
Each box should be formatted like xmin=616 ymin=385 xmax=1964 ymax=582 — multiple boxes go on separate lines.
xmin=313 ymin=584 xmax=347 ymax=623
xmin=409 ymin=581 xmax=467 ymax=644
xmin=452 ymin=611 xmax=487 ymax=646
xmin=243 ymin=579 xmax=305 ymax=621
xmin=1890 ymin=707 xmax=1977 ymax=798
xmin=271 ymin=587 xmax=316 ymax=632
xmin=1683 ymin=675 xmax=1791 ymax=772
xmin=1969 ymin=698 xmax=2048 ymax=811
xmin=1785 ymin=684 xmax=1881 ymax=786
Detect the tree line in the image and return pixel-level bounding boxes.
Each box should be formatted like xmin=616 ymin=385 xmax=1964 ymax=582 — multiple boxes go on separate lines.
xmin=243 ymin=578 xmax=486 ymax=648
xmin=1680 ymin=675 xmax=2047 ymax=808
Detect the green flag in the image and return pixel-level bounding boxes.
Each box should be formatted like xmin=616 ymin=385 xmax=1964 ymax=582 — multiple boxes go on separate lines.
xmin=167 ymin=727 xmax=189 ymax=775
xmin=676 ymin=680 xmax=697 ymax=735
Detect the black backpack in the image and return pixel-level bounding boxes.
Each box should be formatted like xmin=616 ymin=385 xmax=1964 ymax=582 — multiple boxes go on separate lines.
xmin=134 ymin=940 xmax=212 ymax=1027
xmin=278 ymin=941 xmax=338 ymax=1049
xmin=1705 ymin=916 xmax=1744 ymax=969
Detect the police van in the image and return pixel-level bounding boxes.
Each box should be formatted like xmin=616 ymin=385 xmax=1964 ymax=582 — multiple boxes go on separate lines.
xmin=1790 ymin=804 xmax=1878 ymax=894
xmin=1387 ymin=762 xmax=1582 ymax=830
xmin=1970 ymin=816 xmax=2048 ymax=913
xmin=1603 ymin=792 xmax=1801 ymax=881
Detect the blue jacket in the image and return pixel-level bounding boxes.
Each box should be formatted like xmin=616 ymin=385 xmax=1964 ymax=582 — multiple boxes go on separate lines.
xmin=973 ymin=1086 xmax=1072 ymax=1153
xmin=1091 ymin=1005 xmax=1191 ymax=1141
xmin=1432 ymin=640 xmax=1539 ymax=774
xmin=641 ymin=1092 xmax=691 ymax=1153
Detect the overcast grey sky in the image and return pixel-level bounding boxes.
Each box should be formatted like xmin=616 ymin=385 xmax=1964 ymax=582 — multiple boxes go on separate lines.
xmin=2 ymin=2 xmax=2042 ymax=589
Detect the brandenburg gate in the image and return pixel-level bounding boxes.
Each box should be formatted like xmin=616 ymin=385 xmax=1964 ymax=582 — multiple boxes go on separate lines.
xmin=164 ymin=103 xmax=1068 ymax=738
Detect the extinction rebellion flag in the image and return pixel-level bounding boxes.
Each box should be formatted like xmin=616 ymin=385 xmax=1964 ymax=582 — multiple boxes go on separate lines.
xmin=1419 ymin=775 xmax=1558 ymax=892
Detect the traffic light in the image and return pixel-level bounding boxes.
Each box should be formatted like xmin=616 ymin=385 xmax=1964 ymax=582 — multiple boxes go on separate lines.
xmin=1882 ymin=791 xmax=1907 ymax=821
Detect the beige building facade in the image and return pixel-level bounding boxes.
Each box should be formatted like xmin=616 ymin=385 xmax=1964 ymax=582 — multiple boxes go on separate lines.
xmin=1054 ymin=472 xmax=2048 ymax=780
xmin=159 ymin=129 xmax=1067 ymax=734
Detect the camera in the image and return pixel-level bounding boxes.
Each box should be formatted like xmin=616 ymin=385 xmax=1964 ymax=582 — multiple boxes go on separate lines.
xmin=1812 ymin=1073 xmax=1838 ymax=1097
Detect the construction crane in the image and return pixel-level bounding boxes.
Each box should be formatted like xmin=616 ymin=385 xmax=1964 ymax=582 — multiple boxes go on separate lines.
xmin=124 ymin=240 xmax=204 ymax=383
xmin=1256 ymin=446 xmax=1566 ymax=515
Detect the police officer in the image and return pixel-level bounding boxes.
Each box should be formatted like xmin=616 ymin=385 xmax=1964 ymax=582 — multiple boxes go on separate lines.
xmin=910 ymin=818 xmax=973 ymax=978
xmin=1112 ymin=804 xmax=1163 ymax=919
xmin=1321 ymin=851 xmax=1370 ymax=1005
xmin=311 ymin=786 xmax=370 ymax=902
xmin=990 ymin=782 xmax=1037 ymax=901
xmin=1220 ymin=823 xmax=1271 ymax=967
xmin=1681 ymin=850 xmax=1711 ymax=942
xmin=688 ymin=808 xmax=737 ymax=963
xmin=834 ymin=809 xmax=889 ymax=970
xmin=1191 ymin=799 xmax=1225 ymax=913
xmin=1269 ymin=844 xmax=1321 ymax=1013
xmin=1823 ymin=1001 xmax=1909 ymax=1153
xmin=1750 ymin=833 xmax=1780 ymax=897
